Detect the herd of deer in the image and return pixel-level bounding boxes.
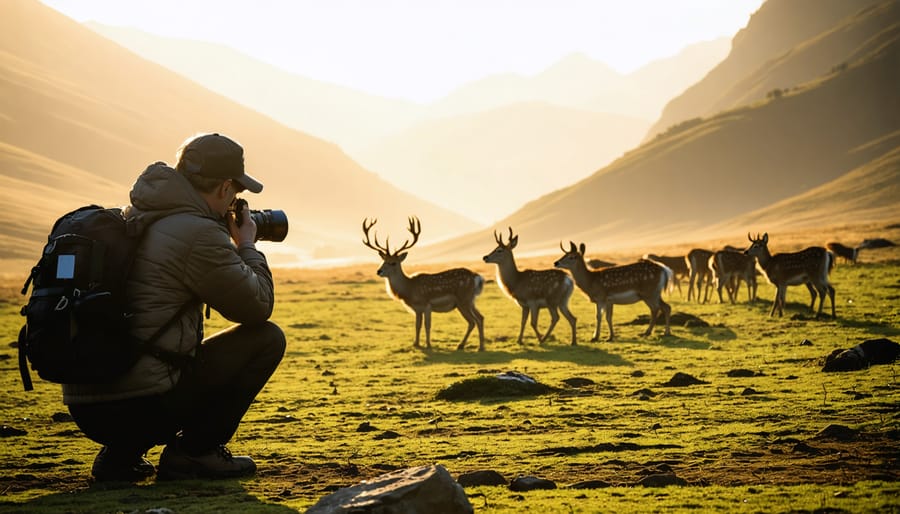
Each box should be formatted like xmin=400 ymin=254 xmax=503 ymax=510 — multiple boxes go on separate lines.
xmin=362 ymin=217 xmax=841 ymax=352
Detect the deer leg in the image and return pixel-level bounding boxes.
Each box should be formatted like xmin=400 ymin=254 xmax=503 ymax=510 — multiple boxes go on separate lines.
xmin=805 ymin=282 xmax=817 ymax=312
xmin=660 ymin=299 xmax=672 ymax=336
xmin=517 ymin=306 xmax=529 ymax=345
xmin=473 ymin=305 xmax=485 ymax=351
xmin=605 ymin=304 xmax=616 ymax=341
xmin=730 ymin=276 xmax=740 ymax=304
xmin=423 ymin=308 xmax=432 ymax=349
xmin=530 ymin=306 xmax=544 ymax=343
xmin=414 ymin=311 xmax=423 ymax=348
xmin=559 ymin=303 xmax=577 ymax=345
xmin=542 ymin=306 xmax=560 ymax=343
xmin=456 ymin=306 xmax=475 ymax=351
xmin=687 ymin=272 xmax=695 ymax=302
xmin=643 ymin=299 xmax=657 ymax=336
xmin=591 ymin=305 xmax=602 ymax=342
xmin=828 ymin=285 xmax=836 ymax=318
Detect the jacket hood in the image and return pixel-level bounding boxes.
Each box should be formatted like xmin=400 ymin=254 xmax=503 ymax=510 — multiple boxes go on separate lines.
xmin=127 ymin=162 xmax=219 ymax=226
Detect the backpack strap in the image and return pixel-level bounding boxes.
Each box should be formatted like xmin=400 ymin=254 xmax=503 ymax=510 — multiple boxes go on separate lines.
xmin=17 ymin=326 xmax=33 ymax=391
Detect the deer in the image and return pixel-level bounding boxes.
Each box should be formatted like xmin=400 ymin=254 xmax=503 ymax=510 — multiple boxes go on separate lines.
xmin=686 ymin=248 xmax=715 ymax=303
xmin=482 ymin=228 xmax=577 ymax=345
xmin=709 ymin=249 xmax=758 ymax=304
xmin=362 ymin=217 xmax=486 ymax=351
xmin=643 ymin=253 xmax=689 ymax=296
xmin=745 ymin=233 xmax=835 ymax=318
xmin=554 ymin=242 xmax=672 ymax=342
xmin=826 ymin=242 xmax=858 ymax=265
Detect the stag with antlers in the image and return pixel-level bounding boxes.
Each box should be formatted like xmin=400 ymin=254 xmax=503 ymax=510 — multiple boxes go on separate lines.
xmin=362 ymin=217 xmax=486 ymax=351
xmin=555 ymin=242 xmax=672 ymax=342
xmin=483 ymin=227 xmax=577 ymax=345
xmin=745 ymin=233 xmax=835 ymax=318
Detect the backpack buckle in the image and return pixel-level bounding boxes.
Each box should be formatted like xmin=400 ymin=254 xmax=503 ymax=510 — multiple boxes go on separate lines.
xmin=54 ymin=296 xmax=69 ymax=311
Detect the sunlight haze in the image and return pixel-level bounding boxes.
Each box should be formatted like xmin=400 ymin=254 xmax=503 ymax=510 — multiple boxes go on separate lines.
xmin=39 ymin=0 xmax=764 ymax=103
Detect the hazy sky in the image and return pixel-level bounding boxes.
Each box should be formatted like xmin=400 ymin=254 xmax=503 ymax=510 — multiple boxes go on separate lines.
xmin=41 ymin=0 xmax=764 ymax=103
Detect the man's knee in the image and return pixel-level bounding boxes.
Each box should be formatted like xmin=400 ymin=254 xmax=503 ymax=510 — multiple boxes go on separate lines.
xmin=257 ymin=321 xmax=286 ymax=362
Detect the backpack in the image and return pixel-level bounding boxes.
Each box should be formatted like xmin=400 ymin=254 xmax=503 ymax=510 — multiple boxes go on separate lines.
xmin=17 ymin=205 xmax=192 ymax=391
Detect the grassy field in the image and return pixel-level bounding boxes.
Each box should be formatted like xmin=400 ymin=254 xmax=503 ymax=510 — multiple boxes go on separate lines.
xmin=0 ymin=242 xmax=898 ymax=513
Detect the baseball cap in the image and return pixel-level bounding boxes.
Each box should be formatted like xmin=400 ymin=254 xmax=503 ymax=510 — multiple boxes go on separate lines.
xmin=179 ymin=133 xmax=263 ymax=193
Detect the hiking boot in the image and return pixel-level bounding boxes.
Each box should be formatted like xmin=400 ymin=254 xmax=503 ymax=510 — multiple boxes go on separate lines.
xmin=157 ymin=444 xmax=256 ymax=480
xmin=91 ymin=446 xmax=155 ymax=482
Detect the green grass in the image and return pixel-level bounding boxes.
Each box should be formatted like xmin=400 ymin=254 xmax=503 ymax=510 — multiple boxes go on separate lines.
xmin=1 ymin=259 xmax=898 ymax=513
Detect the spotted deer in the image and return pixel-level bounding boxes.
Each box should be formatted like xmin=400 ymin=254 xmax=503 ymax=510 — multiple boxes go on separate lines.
xmin=554 ymin=242 xmax=672 ymax=342
xmin=745 ymin=233 xmax=835 ymax=318
xmin=483 ymin=228 xmax=577 ymax=345
xmin=686 ymin=248 xmax=714 ymax=303
xmin=362 ymin=217 xmax=486 ymax=351
xmin=643 ymin=253 xmax=689 ymax=296
xmin=709 ymin=250 xmax=758 ymax=304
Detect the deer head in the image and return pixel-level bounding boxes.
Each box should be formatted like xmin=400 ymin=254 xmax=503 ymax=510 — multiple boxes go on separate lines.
xmin=362 ymin=217 xmax=421 ymax=278
xmin=482 ymin=227 xmax=519 ymax=264
xmin=553 ymin=241 xmax=586 ymax=270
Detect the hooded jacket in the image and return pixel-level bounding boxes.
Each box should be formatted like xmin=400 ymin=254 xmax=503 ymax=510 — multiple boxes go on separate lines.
xmin=62 ymin=163 xmax=275 ymax=404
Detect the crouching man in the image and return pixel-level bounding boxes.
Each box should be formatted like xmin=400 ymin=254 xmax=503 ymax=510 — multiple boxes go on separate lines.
xmin=64 ymin=133 xmax=285 ymax=481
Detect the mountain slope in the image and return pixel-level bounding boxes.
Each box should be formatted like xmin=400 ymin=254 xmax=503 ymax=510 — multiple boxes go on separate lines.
xmin=645 ymin=0 xmax=884 ymax=140
xmin=416 ymin=10 xmax=900 ymax=262
xmin=0 ymin=0 xmax=477 ymax=266
xmin=355 ymin=101 xmax=649 ymax=224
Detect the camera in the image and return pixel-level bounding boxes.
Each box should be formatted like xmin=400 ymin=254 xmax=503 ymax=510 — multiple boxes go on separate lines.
xmin=231 ymin=199 xmax=289 ymax=242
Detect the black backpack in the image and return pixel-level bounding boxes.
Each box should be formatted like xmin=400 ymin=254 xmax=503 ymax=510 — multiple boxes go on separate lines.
xmin=18 ymin=205 xmax=191 ymax=391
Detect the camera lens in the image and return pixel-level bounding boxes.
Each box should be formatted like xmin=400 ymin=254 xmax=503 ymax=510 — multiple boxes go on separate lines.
xmin=249 ymin=209 xmax=289 ymax=242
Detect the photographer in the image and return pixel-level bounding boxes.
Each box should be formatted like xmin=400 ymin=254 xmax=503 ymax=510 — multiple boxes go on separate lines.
xmin=63 ymin=133 xmax=286 ymax=481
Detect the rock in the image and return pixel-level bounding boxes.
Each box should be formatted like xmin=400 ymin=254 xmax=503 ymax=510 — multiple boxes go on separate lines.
xmin=636 ymin=473 xmax=687 ymax=487
xmin=740 ymin=387 xmax=761 ymax=396
xmin=51 ymin=412 xmax=73 ymax=423
xmin=457 ymin=470 xmax=507 ymax=487
xmin=373 ymin=430 xmax=401 ymax=440
xmin=822 ymin=338 xmax=900 ymax=372
xmin=568 ymin=479 xmax=611 ymax=489
xmin=562 ymin=377 xmax=595 ymax=388
xmin=356 ymin=422 xmax=378 ymax=433
xmin=726 ymin=369 xmax=763 ymax=377
xmin=631 ymin=370 xmax=645 ymax=377
xmin=508 ymin=476 xmax=557 ymax=492
xmin=660 ymin=372 xmax=708 ymax=387
xmin=814 ymin=424 xmax=858 ymax=441
xmin=305 ymin=464 xmax=473 ymax=514
xmin=1 ymin=425 xmax=27 ymax=437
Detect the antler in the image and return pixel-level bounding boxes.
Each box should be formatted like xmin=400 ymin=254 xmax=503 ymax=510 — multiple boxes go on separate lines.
xmin=391 ymin=216 xmax=421 ymax=255
xmin=362 ymin=218 xmax=390 ymax=257
xmin=494 ymin=227 xmax=516 ymax=247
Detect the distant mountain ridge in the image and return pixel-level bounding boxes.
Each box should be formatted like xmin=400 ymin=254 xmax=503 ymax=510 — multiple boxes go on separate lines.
xmin=415 ymin=0 xmax=900 ymax=263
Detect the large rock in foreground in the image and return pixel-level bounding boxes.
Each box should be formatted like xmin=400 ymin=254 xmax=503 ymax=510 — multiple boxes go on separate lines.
xmin=305 ymin=464 xmax=473 ymax=514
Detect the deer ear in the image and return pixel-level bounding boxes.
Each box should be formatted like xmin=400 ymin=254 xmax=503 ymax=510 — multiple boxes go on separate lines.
xmin=579 ymin=243 xmax=586 ymax=255
xmin=398 ymin=252 xmax=408 ymax=262
xmin=510 ymin=235 xmax=518 ymax=249
xmin=763 ymin=233 xmax=768 ymax=243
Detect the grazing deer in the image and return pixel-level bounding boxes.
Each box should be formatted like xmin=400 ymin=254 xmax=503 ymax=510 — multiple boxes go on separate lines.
xmin=483 ymin=228 xmax=577 ymax=345
xmin=709 ymin=250 xmax=758 ymax=304
xmin=686 ymin=248 xmax=714 ymax=303
xmin=745 ymin=233 xmax=835 ymax=318
xmin=826 ymin=242 xmax=858 ymax=264
xmin=643 ymin=253 xmax=689 ymax=296
xmin=554 ymin=242 xmax=672 ymax=342
xmin=362 ymin=217 xmax=486 ymax=351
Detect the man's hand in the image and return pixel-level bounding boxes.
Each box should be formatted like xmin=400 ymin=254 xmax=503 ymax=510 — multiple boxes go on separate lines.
xmin=228 ymin=199 xmax=257 ymax=247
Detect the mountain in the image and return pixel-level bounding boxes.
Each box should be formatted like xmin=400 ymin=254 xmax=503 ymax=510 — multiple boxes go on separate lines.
xmin=424 ymin=41 xmax=730 ymax=122
xmin=645 ymin=0 xmax=885 ymax=140
xmin=0 ymin=0 xmax=478 ymax=269
xmin=354 ymin=101 xmax=650 ymax=225
xmin=85 ymin=22 xmax=426 ymax=156
xmin=415 ymin=0 xmax=900 ymax=263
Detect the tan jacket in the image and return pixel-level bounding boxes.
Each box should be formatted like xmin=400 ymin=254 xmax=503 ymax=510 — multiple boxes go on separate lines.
xmin=63 ymin=163 xmax=274 ymax=404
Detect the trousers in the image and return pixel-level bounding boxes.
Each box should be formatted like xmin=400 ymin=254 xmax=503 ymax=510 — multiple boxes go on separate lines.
xmin=69 ymin=321 xmax=285 ymax=456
